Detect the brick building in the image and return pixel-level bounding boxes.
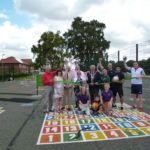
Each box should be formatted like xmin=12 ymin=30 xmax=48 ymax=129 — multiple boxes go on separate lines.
xmin=0 ymin=57 xmax=34 ymax=76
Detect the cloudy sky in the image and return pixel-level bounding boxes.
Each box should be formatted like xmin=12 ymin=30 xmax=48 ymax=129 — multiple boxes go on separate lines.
xmin=0 ymin=0 xmax=150 ymax=60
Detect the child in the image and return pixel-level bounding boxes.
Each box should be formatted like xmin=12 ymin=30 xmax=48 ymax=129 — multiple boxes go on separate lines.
xmin=101 ymin=83 xmax=113 ymax=115
xmin=91 ymin=94 xmax=102 ymax=115
xmin=74 ymin=70 xmax=83 ymax=108
xmin=53 ymin=71 xmax=64 ymax=113
xmin=77 ymin=86 xmax=90 ymax=115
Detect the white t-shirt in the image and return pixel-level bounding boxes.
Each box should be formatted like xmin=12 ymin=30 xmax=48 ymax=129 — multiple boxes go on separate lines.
xmin=72 ymin=70 xmax=87 ymax=81
xmin=129 ymin=67 xmax=145 ymax=84
xmin=54 ymin=76 xmax=63 ymax=99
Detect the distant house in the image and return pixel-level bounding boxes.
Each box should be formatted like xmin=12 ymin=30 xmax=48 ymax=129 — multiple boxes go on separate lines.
xmin=0 ymin=56 xmax=34 ymax=76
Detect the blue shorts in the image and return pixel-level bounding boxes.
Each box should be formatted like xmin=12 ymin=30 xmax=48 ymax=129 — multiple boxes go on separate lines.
xmin=131 ymin=84 xmax=142 ymax=94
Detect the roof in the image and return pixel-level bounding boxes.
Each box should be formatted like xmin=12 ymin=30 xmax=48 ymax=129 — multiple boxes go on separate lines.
xmin=0 ymin=57 xmax=32 ymax=65
xmin=0 ymin=57 xmax=21 ymax=64
xmin=21 ymin=59 xmax=33 ymax=65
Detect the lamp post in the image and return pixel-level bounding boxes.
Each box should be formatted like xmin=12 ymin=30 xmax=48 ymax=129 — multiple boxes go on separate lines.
xmin=1 ymin=54 xmax=5 ymax=81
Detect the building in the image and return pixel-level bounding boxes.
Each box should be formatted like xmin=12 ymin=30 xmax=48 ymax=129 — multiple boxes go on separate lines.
xmin=0 ymin=56 xmax=34 ymax=76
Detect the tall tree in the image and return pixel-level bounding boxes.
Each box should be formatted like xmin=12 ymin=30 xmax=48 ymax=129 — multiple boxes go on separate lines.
xmin=31 ymin=31 xmax=66 ymax=69
xmin=63 ymin=17 xmax=110 ymax=65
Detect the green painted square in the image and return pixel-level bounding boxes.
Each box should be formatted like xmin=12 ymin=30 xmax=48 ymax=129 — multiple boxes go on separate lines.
xmin=78 ymin=119 xmax=94 ymax=124
xmin=63 ymin=133 xmax=83 ymax=142
xmin=122 ymin=128 xmax=145 ymax=137
xmin=147 ymin=120 xmax=150 ymax=124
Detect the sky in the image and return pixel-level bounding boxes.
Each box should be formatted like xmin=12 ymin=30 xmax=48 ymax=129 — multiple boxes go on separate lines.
xmin=0 ymin=0 xmax=150 ymax=61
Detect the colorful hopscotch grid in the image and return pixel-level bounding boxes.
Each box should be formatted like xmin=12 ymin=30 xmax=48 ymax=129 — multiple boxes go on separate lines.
xmin=37 ymin=104 xmax=150 ymax=145
xmin=0 ymin=106 xmax=5 ymax=114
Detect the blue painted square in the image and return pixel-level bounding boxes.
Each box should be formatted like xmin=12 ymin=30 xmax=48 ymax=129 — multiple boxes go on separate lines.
xmin=115 ymin=122 xmax=136 ymax=128
xmin=46 ymin=116 xmax=54 ymax=120
xmin=91 ymin=113 xmax=106 ymax=118
xmin=125 ymin=116 xmax=141 ymax=121
xmin=110 ymin=117 xmax=128 ymax=122
xmin=80 ymin=124 xmax=99 ymax=131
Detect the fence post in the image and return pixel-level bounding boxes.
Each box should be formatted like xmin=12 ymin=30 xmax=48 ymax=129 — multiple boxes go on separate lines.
xmin=136 ymin=44 xmax=138 ymax=62
xmin=118 ymin=50 xmax=120 ymax=62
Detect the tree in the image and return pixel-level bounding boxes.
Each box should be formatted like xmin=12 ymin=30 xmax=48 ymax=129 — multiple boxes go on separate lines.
xmin=63 ymin=17 xmax=110 ymax=67
xmin=31 ymin=31 xmax=66 ymax=69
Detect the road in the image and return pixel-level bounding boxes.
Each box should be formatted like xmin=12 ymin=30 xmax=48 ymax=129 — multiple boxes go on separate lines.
xmin=0 ymin=79 xmax=150 ymax=150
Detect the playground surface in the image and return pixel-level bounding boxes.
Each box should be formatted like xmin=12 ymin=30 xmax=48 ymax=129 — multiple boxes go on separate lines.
xmin=0 ymin=79 xmax=150 ymax=150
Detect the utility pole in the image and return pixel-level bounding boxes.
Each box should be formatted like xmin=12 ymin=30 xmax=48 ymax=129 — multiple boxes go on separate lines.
xmin=136 ymin=44 xmax=138 ymax=62
xmin=1 ymin=54 xmax=5 ymax=81
xmin=118 ymin=50 xmax=120 ymax=62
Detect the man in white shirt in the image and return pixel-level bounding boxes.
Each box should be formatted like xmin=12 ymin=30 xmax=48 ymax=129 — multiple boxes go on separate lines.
xmin=72 ymin=64 xmax=87 ymax=82
xmin=124 ymin=59 xmax=145 ymax=111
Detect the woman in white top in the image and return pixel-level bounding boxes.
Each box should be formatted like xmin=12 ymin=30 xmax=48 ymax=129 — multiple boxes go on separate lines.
xmin=53 ymin=71 xmax=64 ymax=112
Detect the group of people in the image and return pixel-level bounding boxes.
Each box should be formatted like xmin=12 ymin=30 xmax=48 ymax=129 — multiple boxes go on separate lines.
xmin=42 ymin=58 xmax=145 ymax=116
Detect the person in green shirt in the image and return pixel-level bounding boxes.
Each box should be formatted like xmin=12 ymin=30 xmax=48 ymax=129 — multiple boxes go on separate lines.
xmin=99 ymin=69 xmax=110 ymax=91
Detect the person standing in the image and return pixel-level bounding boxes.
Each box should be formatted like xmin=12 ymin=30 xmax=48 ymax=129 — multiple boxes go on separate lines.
xmin=98 ymin=59 xmax=116 ymax=107
xmin=112 ymin=66 xmax=125 ymax=109
xmin=99 ymin=60 xmax=115 ymax=83
xmin=63 ymin=65 xmax=74 ymax=110
xmin=74 ymin=70 xmax=83 ymax=108
xmin=124 ymin=58 xmax=145 ymax=111
xmin=53 ymin=71 xmax=64 ymax=113
xmin=87 ymin=65 xmax=101 ymax=102
xmin=42 ymin=64 xmax=62 ymax=113
xmin=100 ymin=69 xmax=110 ymax=90
xmin=73 ymin=64 xmax=87 ymax=82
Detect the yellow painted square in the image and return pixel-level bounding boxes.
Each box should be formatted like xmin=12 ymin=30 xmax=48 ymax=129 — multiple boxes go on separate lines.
xmin=94 ymin=118 xmax=111 ymax=124
xmin=83 ymin=131 xmax=105 ymax=140
xmin=62 ymin=119 xmax=77 ymax=125
xmin=140 ymin=127 xmax=150 ymax=135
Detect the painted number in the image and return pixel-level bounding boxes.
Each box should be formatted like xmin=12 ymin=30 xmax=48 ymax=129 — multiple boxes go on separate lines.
xmin=128 ymin=130 xmax=138 ymax=135
xmin=69 ymin=133 xmax=76 ymax=140
xmin=90 ymin=133 xmax=98 ymax=139
xmin=46 ymin=127 xmax=57 ymax=133
xmin=51 ymin=127 xmax=57 ymax=132
xmin=48 ymin=135 xmax=53 ymax=142
xmin=110 ymin=131 xmax=119 ymax=137
xmin=65 ymin=126 xmax=77 ymax=132
xmin=47 ymin=121 xmax=58 ymax=126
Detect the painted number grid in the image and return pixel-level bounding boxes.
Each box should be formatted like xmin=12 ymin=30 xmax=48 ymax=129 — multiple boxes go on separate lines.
xmin=0 ymin=107 xmax=5 ymax=114
xmin=37 ymin=104 xmax=150 ymax=145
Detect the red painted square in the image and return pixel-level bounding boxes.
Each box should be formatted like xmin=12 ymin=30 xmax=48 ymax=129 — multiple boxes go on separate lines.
xmin=45 ymin=120 xmax=60 ymax=126
xmin=132 ymin=121 xmax=150 ymax=127
xmin=99 ymin=123 xmax=118 ymax=130
xmin=62 ymin=115 xmax=76 ymax=119
xmin=42 ymin=126 xmax=60 ymax=134
xmin=40 ymin=134 xmax=61 ymax=143
xmin=63 ymin=125 xmax=79 ymax=133
xmin=104 ymin=130 xmax=126 ymax=138
xmin=137 ymin=115 xmax=150 ymax=121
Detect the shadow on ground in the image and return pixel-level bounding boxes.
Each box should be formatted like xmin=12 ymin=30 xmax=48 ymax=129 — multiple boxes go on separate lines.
xmin=0 ymin=98 xmax=38 ymax=103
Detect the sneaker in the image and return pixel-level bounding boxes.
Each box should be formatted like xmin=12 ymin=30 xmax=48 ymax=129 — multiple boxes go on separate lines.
xmin=120 ymin=107 xmax=124 ymax=110
xmin=112 ymin=103 xmax=117 ymax=108
xmin=138 ymin=107 xmax=144 ymax=112
xmin=75 ymin=105 xmax=78 ymax=108
xmin=49 ymin=109 xmax=54 ymax=112
xmin=61 ymin=107 xmax=65 ymax=110
xmin=43 ymin=110 xmax=48 ymax=113
xmin=131 ymin=105 xmax=136 ymax=109
xmin=67 ymin=108 xmax=72 ymax=111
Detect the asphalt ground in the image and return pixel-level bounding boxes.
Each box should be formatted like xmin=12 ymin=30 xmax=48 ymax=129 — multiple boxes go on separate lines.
xmin=0 ymin=79 xmax=150 ymax=150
